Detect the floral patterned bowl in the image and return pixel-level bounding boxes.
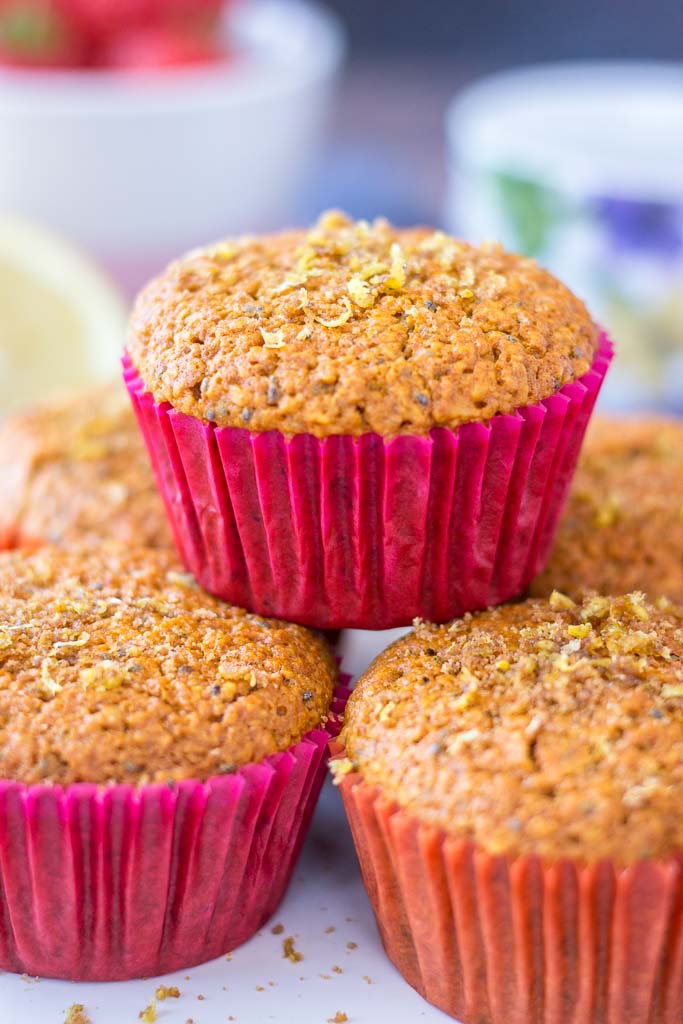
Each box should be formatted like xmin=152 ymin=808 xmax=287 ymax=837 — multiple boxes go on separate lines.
xmin=446 ymin=61 xmax=683 ymax=414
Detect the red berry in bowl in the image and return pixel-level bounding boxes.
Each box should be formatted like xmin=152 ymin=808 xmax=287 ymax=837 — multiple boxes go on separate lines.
xmin=0 ymin=0 xmax=88 ymax=67
xmin=101 ymin=25 xmax=223 ymax=70
xmin=63 ymin=0 xmax=155 ymax=39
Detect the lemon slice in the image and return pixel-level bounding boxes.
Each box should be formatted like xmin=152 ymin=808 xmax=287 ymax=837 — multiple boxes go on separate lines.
xmin=0 ymin=219 xmax=127 ymax=414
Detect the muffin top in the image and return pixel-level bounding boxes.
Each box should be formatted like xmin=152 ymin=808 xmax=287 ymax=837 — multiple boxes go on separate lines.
xmin=0 ymin=383 xmax=173 ymax=550
xmin=128 ymin=210 xmax=599 ymax=438
xmin=531 ymin=417 xmax=683 ymax=602
xmin=0 ymin=546 xmax=336 ymax=785
xmin=342 ymin=593 xmax=683 ymax=863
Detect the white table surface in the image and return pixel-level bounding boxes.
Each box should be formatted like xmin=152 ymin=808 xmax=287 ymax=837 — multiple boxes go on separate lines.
xmin=0 ymin=629 xmax=455 ymax=1024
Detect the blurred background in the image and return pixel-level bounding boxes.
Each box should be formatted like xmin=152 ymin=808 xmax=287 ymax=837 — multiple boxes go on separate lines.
xmin=0 ymin=0 xmax=681 ymax=414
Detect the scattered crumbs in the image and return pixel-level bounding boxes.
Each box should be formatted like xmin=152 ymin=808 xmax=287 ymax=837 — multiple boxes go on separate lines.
xmin=327 ymin=1014 xmax=349 ymax=1023
xmin=345 ymin=917 xmax=355 ymax=923
xmin=222 ymin=986 xmax=229 ymax=992
xmin=197 ymin=994 xmax=205 ymax=1001
xmin=325 ymin=926 xmax=335 ymax=934
xmin=268 ymin=981 xmax=275 ymax=987
xmin=185 ymin=974 xmax=192 ymax=980
xmin=138 ymin=1001 xmax=157 ymax=1023
xmin=346 ymin=942 xmax=358 ymax=950
xmin=255 ymin=986 xmax=265 ymax=992
xmin=155 ymin=985 xmax=180 ymax=1001
xmin=64 ymin=1006 xmax=91 ymax=1024
xmin=332 ymin=965 xmax=343 ymax=974
xmin=283 ymin=936 xmax=304 ymax=963
xmin=271 ymin=923 xmax=284 ymax=935
xmin=21 ymin=974 xmax=40 ymax=984
xmin=226 ymin=953 xmax=233 ymax=962
xmin=363 ymin=976 xmax=374 ymax=985
xmin=329 ymin=758 xmax=354 ymax=784
xmin=228 ymin=1017 xmax=236 ymax=1021
xmin=320 ymin=974 xmax=331 ymax=980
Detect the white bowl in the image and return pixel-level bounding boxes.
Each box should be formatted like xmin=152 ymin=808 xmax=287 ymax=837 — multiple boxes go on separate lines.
xmin=0 ymin=0 xmax=345 ymax=293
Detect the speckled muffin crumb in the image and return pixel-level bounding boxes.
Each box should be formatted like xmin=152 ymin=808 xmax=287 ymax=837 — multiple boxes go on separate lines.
xmin=128 ymin=210 xmax=599 ymax=437
xmin=0 ymin=545 xmax=336 ymax=785
xmin=343 ymin=593 xmax=683 ymax=863
xmin=531 ymin=416 xmax=683 ymax=602
xmin=0 ymin=383 xmax=173 ymax=550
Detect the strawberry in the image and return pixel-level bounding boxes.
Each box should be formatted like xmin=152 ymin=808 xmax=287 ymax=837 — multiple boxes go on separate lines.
xmin=68 ymin=0 xmax=225 ymax=39
xmin=65 ymin=0 xmax=155 ymax=39
xmin=100 ymin=24 xmax=223 ymax=70
xmin=0 ymin=0 xmax=88 ymax=67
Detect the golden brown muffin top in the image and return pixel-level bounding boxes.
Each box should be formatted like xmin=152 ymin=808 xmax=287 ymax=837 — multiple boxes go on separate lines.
xmin=0 ymin=546 xmax=336 ymax=785
xmin=341 ymin=593 xmax=683 ymax=863
xmin=531 ymin=417 xmax=683 ymax=603
xmin=128 ymin=210 xmax=599 ymax=438
xmin=0 ymin=383 xmax=173 ymax=550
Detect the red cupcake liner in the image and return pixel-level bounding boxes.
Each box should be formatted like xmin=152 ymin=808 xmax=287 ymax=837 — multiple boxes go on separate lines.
xmin=123 ymin=336 xmax=612 ymax=629
xmin=337 ymin=761 xmax=683 ymax=1024
xmin=0 ymin=685 xmax=349 ymax=982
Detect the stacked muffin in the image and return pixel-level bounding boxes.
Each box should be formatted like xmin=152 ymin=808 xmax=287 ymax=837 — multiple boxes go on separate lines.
xmin=0 ymin=543 xmax=341 ymax=980
xmin=11 ymin=209 xmax=683 ymax=1021
xmin=0 ymin=381 xmax=173 ymax=550
xmin=531 ymin=415 xmax=683 ymax=602
xmin=0 ymin=334 xmax=347 ymax=978
xmin=339 ymin=593 xmax=683 ymax=1023
xmin=126 ymin=210 xmax=608 ymax=627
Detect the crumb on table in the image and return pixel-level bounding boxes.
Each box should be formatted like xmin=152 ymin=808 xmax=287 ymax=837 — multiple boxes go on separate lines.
xmin=155 ymin=985 xmax=180 ymax=1001
xmin=283 ymin=936 xmax=304 ymax=962
xmin=139 ymin=1000 xmax=156 ymax=1023
xmin=64 ymin=1006 xmax=91 ymax=1024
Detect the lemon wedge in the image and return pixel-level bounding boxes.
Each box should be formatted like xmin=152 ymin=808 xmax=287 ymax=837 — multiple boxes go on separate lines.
xmin=0 ymin=219 xmax=127 ymax=413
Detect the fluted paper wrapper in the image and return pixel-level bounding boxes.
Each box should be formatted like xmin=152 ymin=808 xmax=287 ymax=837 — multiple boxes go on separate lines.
xmin=0 ymin=687 xmax=349 ymax=982
xmin=337 ymin=762 xmax=683 ymax=1024
xmin=123 ymin=336 xmax=612 ymax=630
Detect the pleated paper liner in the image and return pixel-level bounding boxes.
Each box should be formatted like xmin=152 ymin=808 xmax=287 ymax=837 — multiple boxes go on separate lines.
xmin=0 ymin=684 xmax=349 ymax=982
xmin=123 ymin=335 xmax=613 ymax=630
xmin=336 ymin=758 xmax=683 ymax=1024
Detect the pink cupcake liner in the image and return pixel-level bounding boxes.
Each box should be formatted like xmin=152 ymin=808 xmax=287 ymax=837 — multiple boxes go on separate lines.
xmin=0 ymin=685 xmax=349 ymax=982
xmin=337 ymin=761 xmax=683 ymax=1024
xmin=123 ymin=335 xmax=612 ymax=629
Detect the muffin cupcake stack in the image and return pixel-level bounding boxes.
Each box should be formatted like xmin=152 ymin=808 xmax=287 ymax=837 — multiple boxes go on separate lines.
xmin=11 ymin=208 xmax=673 ymax=1013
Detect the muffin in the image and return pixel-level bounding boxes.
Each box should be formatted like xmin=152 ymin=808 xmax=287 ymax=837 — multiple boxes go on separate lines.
xmin=337 ymin=592 xmax=683 ymax=1023
xmin=0 ymin=382 xmax=173 ymax=550
xmin=0 ymin=544 xmax=344 ymax=981
xmin=531 ymin=416 xmax=683 ymax=602
xmin=125 ymin=210 xmax=612 ymax=629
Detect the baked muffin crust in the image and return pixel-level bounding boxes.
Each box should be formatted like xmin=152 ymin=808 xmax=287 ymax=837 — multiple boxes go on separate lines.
xmin=0 ymin=383 xmax=172 ymax=550
xmin=128 ymin=210 xmax=599 ymax=437
xmin=0 ymin=546 xmax=336 ymax=785
xmin=531 ymin=416 xmax=683 ymax=602
xmin=342 ymin=593 xmax=683 ymax=862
